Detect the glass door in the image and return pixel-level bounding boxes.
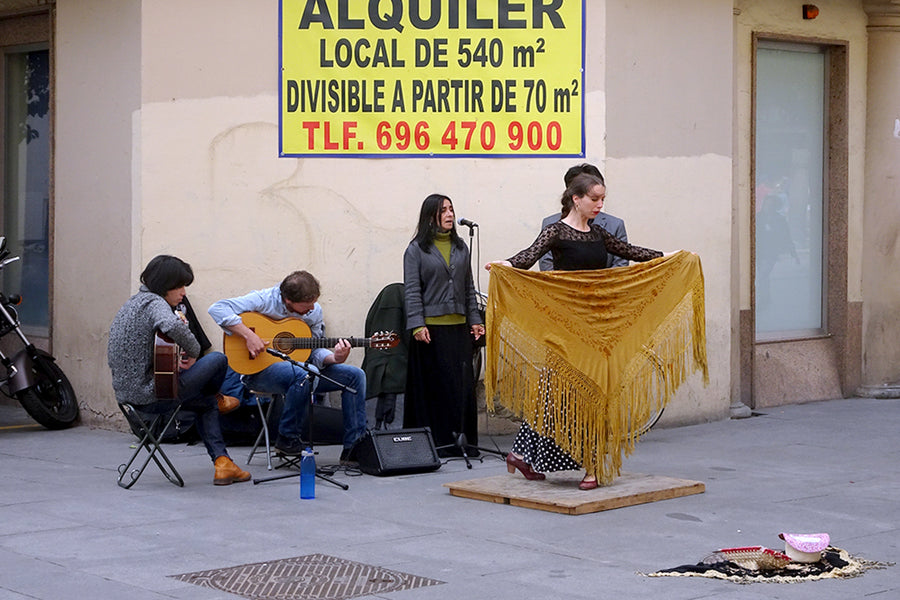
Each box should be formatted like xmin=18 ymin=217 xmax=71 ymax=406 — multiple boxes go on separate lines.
xmin=2 ymin=45 xmax=50 ymax=337
xmin=754 ymin=42 xmax=826 ymax=339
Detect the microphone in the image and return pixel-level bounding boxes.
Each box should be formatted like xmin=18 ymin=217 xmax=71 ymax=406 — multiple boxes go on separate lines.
xmin=266 ymin=347 xmax=291 ymax=361
xmin=266 ymin=347 xmax=357 ymax=395
xmin=265 ymin=347 xmax=322 ymax=377
xmin=458 ymin=218 xmax=478 ymax=228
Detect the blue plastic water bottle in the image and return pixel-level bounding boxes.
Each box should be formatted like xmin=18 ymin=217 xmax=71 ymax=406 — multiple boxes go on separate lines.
xmin=300 ymin=447 xmax=316 ymax=499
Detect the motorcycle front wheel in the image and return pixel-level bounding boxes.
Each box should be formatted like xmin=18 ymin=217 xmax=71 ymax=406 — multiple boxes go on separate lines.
xmin=16 ymin=355 xmax=79 ymax=429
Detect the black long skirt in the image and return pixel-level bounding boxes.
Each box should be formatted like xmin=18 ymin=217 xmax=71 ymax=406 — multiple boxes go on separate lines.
xmin=404 ymin=323 xmax=478 ymax=456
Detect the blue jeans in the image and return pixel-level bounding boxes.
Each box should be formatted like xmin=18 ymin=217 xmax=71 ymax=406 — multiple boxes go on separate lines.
xmin=219 ymin=366 xmax=249 ymax=403
xmin=243 ymin=362 xmax=367 ymax=449
xmin=174 ymin=351 xmax=228 ymax=461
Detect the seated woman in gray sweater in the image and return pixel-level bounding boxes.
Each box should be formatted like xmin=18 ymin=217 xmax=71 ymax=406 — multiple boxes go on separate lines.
xmin=107 ymin=255 xmax=250 ymax=486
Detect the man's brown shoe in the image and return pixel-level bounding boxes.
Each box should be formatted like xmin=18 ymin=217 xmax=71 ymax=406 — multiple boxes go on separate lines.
xmin=214 ymin=456 xmax=251 ymax=485
xmin=216 ymin=393 xmax=240 ymax=414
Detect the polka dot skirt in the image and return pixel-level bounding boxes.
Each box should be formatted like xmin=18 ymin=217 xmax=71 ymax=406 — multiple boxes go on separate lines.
xmin=510 ymin=422 xmax=581 ymax=473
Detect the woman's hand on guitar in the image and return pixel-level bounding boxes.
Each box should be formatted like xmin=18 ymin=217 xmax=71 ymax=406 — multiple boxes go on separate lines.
xmin=180 ymin=356 xmax=197 ymax=370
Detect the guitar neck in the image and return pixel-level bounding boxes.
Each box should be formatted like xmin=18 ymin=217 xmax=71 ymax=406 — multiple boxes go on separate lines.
xmin=280 ymin=337 xmax=373 ymax=350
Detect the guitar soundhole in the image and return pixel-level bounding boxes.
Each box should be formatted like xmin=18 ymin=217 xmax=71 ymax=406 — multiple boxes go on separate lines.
xmin=272 ymin=334 xmax=293 ymax=353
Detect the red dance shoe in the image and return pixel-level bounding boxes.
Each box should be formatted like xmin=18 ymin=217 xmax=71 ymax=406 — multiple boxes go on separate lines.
xmin=506 ymin=453 xmax=546 ymax=481
xmin=578 ymin=475 xmax=599 ymax=491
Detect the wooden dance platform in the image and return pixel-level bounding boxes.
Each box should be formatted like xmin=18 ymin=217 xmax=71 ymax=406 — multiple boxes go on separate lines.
xmin=443 ymin=472 xmax=705 ymax=515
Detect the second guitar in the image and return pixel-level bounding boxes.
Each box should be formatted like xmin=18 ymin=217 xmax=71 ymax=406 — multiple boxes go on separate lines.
xmin=223 ymin=312 xmax=398 ymax=374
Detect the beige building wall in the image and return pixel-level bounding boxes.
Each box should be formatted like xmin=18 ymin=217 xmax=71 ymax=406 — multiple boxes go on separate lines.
xmin=48 ymin=0 xmax=881 ymax=428
xmin=52 ymin=0 xmax=735 ymax=427
xmin=53 ymin=0 xmax=616 ymax=426
xmin=134 ymin=0 xmax=597 ymax=351
xmin=54 ymin=0 xmax=142 ymax=423
xmin=605 ymin=0 xmax=734 ymax=425
xmin=861 ymin=4 xmax=900 ymax=388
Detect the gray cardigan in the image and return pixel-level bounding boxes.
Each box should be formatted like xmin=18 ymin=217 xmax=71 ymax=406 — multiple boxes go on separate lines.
xmin=403 ymin=240 xmax=482 ymax=331
xmin=107 ymin=286 xmax=200 ymax=406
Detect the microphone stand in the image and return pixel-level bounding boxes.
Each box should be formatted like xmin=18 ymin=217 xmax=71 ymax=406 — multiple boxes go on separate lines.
xmin=446 ymin=221 xmax=508 ymax=469
xmin=252 ymin=349 xmax=349 ymax=490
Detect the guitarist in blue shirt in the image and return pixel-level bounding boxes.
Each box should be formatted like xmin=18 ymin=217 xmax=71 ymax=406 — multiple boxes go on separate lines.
xmin=209 ymin=270 xmax=367 ymax=464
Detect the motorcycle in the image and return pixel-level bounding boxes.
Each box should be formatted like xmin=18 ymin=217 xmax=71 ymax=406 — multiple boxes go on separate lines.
xmin=0 ymin=236 xmax=79 ymax=429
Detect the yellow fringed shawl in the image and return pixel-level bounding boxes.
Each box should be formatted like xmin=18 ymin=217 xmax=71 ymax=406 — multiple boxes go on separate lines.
xmin=485 ymin=250 xmax=708 ymax=484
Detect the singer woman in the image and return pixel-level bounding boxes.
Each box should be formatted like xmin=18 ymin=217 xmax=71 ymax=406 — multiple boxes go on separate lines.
xmin=403 ymin=194 xmax=485 ymax=455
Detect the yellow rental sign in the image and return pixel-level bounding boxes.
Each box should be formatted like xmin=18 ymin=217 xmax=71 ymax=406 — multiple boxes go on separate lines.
xmin=279 ymin=0 xmax=584 ymax=157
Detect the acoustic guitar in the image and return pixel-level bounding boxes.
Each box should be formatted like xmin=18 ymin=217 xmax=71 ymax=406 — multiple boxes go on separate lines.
xmin=153 ymin=332 xmax=180 ymax=399
xmin=223 ymin=312 xmax=400 ymax=374
xmin=153 ymin=306 xmax=192 ymax=399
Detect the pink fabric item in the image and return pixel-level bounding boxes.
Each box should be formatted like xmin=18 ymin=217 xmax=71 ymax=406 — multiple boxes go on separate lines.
xmin=779 ymin=532 xmax=830 ymax=553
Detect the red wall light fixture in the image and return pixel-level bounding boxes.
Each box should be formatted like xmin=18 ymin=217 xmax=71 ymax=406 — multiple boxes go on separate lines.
xmin=802 ymin=4 xmax=819 ymax=19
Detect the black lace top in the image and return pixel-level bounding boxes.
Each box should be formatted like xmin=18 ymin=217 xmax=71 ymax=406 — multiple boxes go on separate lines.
xmin=508 ymin=220 xmax=663 ymax=271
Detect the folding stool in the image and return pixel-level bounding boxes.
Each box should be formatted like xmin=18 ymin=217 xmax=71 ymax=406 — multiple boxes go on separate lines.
xmin=117 ymin=401 xmax=185 ymax=489
xmin=246 ymin=391 xmax=281 ymax=471
xmin=247 ymin=388 xmax=345 ymax=472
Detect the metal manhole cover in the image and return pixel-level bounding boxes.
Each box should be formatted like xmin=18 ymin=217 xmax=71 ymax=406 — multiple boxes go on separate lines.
xmin=171 ymin=553 xmax=444 ymax=600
